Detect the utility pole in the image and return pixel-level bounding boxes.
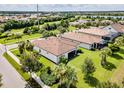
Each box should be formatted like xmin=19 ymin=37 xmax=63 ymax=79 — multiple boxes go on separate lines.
xmin=37 ymin=4 xmax=40 ymax=29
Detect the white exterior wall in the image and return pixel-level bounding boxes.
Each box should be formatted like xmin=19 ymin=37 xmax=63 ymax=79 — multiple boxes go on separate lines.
xmin=78 ymin=43 xmax=92 ymax=49
xmin=34 ymin=46 xmax=77 ymax=64
xmin=34 ymin=46 xmax=59 ymax=64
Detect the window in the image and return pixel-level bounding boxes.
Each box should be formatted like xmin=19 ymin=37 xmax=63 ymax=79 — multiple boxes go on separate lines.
xmin=109 ymin=28 xmax=111 ymax=30
xmin=102 ymin=36 xmax=110 ymax=40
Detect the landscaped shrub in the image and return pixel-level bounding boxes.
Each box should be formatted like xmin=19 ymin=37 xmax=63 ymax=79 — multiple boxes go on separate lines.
xmin=108 ymin=44 xmax=120 ymax=53
xmin=77 ymin=49 xmax=83 ymax=53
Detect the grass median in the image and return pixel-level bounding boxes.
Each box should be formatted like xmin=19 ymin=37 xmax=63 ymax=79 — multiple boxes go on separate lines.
xmin=3 ymin=52 xmax=30 ymax=81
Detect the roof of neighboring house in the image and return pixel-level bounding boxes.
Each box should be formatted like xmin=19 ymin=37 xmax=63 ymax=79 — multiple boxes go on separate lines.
xmin=62 ymin=32 xmax=101 ymax=44
xmin=111 ymin=23 xmax=124 ymax=33
xmin=70 ymin=20 xmax=90 ymax=25
xmin=78 ymin=28 xmax=109 ymax=36
xmin=32 ymin=37 xmax=78 ymax=56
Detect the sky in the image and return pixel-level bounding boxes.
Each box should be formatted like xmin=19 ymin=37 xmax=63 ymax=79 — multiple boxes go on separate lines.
xmin=0 ymin=4 xmax=124 ymax=11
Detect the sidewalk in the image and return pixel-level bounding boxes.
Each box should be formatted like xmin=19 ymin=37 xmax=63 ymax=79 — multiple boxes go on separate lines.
xmin=7 ymin=51 xmax=21 ymax=65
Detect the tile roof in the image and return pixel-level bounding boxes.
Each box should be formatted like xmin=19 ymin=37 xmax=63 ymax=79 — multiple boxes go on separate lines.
xmin=62 ymin=32 xmax=101 ymax=44
xmin=78 ymin=28 xmax=109 ymax=36
xmin=111 ymin=23 xmax=124 ymax=33
xmin=32 ymin=37 xmax=78 ymax=56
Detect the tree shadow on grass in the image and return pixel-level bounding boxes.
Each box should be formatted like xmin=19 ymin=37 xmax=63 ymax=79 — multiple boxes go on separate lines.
xmin=103 ymin=62 xmax=116 ymax=71
xmin=84 ymin=75 xmax=99 ymax=87
xmin=119 ymin=48 xmax=124 ymax=55
xmin=111 ymin=53 xmax=123 ymax=60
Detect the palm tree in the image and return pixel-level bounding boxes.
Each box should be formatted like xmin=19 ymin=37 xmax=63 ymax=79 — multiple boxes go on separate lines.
xmin=54 ymin=63 xmax=67 ymax=86
xmin=66 ymin=66 xmax=77 ymax=88
xmin=54 ymin=63 xmax=77 ymax=88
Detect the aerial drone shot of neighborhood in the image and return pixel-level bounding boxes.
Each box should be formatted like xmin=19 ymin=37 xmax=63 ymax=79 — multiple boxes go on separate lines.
xmin=0 ymin=4 xmax=124 ymax=88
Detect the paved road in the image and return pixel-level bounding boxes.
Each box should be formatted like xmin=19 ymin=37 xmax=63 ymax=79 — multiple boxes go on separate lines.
xmin=0 ymin=44 xmax=26 ymax=88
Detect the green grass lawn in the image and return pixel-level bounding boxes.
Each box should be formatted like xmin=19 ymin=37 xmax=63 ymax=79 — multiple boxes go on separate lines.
xmin=10 ymin=47 xmax=124 ymax=88
xmin=11 ymin=28 xmax=24 ymax=34
xmin=0 ymin=20 xmax=62 ymax=45
xmin=0 ymin=33 xmax=42 ymax=45
xmin=68 ymin=47 xmax=124 ymax=87
xmin=3 ymin=53 xmax=30 ymax=81
xmin=68 ymin=26 xmax=76 ymax=31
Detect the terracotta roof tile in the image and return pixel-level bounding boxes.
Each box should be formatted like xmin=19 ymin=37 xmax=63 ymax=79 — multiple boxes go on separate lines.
xmin=78 ymin=28 xmax=109 ymax=36
xmin=62 ymin=32 xmax=101 ymax=44
xmin=32 ymin=37 xmax=78 ymax=56
xmin=111 ymin=23 xmax=124 ymax=33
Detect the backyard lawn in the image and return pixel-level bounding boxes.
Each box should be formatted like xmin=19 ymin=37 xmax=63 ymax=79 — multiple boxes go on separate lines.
xmin=68 ymin=47 xmax=124 ymax=87
xmin=10 ymin=47 xmax=124 ymax=87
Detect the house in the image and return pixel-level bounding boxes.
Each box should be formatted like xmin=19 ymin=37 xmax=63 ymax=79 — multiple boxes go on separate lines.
xmin=102 ymin=23 xmax=124 ymax=41
xmin=77 ymin=28 xmax=110 ymax=44
xmin=69 ymin=19 xmax=91 ymax=26
xmin=61 ymin=32 xmax=103 ymax=49
xmin=32 ymin=37 xmax=79 ymax=64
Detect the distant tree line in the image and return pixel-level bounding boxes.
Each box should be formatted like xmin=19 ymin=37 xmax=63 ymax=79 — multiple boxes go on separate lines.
xmin=1 ymin=14 xmax=74 ymax=32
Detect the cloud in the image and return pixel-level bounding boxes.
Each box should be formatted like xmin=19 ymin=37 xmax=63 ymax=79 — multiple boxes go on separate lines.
xmin=0 ymin=4 xmax=124 ymax=11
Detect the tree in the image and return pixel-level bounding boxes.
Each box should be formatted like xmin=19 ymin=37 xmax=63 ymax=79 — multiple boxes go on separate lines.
xmin=59 ymin=56 xmax=68 ymax=64
xmin=100 ymin=47 xmax=112 ymax=66
xmin=40 ymin=67 xmax=57 ymax=86
xmin=18 ymin=41 xmax=25 ymax=54
xmin=23 ymin=27 xmax=29 ymax=34
xmin=99 ymin=52 xmax=107 ymax=66
xmin=21 ymin=52 xmax=42 ymax=73
xmin=57 ymin=26 xmax=68 ymax=34
xmin=0 ymin=74 xmax=2 ymax=87
xmin=114 ymin=36 xmax=124 ymax=47
xmin=60 ymin=19 xmax=69 ymax=28
xmin=82 ymin=57 xmax=96 ymax=76
xmin=108 ymin=44 xmax=120 ymax=53
xmin=54 ymin=63 xmax=77 ymax=88
xmin=18 ymin=40 xmax=33 ymax=55
xmin=25 ymin=40 xmax=34 ymax=51
xmin=42 ymin=31 xmax=50 ymax=38
xmin=66 ymin=66 xmax=77 ymax=88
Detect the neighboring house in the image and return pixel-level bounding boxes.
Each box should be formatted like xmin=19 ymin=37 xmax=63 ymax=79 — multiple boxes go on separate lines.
xmin=69 ymin=19 xmax=91 ymax=26
xmin=32 ymin=24 xmax=124 ymax=63
xmin=61 ymin=32 xmax=103 ymax=49
xmin=77 ymin=28 xmax=110 ymax=44
xmin=32 ymin=37 xmax=79 ymax=64
xmin=103 ymin=23 xmax=124 ymax=41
